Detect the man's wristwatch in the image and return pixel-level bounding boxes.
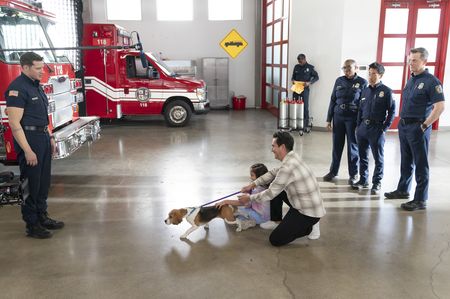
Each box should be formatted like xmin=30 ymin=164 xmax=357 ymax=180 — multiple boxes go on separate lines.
xmin=421 ymin=123 xmax=429 ymax=131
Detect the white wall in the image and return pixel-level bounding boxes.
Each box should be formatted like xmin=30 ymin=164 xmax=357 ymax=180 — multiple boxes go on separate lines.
xmin=288 ymin=0 xmax=381 ymax=126
xmin=84 ymin=0 xmax=257 ymax=107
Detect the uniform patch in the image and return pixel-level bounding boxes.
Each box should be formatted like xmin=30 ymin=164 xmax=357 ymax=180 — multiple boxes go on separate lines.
xmin=8 ymin=90 xmax=19 ymax=97
xmin=418 ymin=82 xmax=424 ymax=89
xmin=354 ymin=83 xmax=360 ymax=89
xmin=435 ymin=85 xmax=443 ymax=94
xmin=379 ymin=91 xmax=384 ymax=98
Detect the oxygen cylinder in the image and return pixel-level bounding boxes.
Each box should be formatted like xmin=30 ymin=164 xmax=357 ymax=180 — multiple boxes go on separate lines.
xmin=279 ymin=99 xmax=289 ymax=129
xmin=288 ymin=100 xmax=298 ymax=129
xmin=296 ymin=100 xmax=304 ymax=130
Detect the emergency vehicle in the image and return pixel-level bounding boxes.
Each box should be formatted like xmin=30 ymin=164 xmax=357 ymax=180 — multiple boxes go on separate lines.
xmin=83 ymin=23 xmax=210 ymax=127
xmin=0 ymin=0 xmax=100 ymax=166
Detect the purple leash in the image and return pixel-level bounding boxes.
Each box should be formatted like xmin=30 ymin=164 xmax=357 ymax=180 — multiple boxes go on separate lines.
xmin=200 ymin=191 xmax=241 ymax=207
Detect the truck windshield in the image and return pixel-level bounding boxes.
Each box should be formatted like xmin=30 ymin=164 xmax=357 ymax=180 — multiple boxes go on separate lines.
xmin=0 ymin=6 xmax=56 ymax=63
xmin=148 ymin=52 xmax=175 ymax=77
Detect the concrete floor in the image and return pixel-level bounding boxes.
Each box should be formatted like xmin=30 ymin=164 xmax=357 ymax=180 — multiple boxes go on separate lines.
xmin=1 ymin=109 xmax=450 ymax=299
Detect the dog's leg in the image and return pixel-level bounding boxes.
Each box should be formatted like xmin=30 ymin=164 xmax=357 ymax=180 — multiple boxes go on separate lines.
xmin=180 ymin=225 xmax=199 ymax=239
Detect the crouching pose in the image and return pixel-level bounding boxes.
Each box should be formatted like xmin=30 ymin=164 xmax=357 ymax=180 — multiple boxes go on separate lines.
xmin=239 ymin=131 xmax=326 ymax=246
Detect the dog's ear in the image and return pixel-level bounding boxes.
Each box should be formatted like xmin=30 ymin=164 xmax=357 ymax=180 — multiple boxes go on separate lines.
xmin=170 ymin=210 xmax=184 ymax=225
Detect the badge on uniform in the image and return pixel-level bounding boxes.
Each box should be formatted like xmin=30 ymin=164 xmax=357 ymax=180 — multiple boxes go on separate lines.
xmin=8 ymin=90 xmax=19 ymax=97
xmin=354 ymin=83 xmax=360 ymax=89
xmin=418 ymin=82 xmax=424 ymax=89
xmin=361 ymin=97 xmax=366 ymax=102
xmin=435 ymin=85 xmax=443 ymax=94
xmin=379 ymin=91 xmax=384 ymax=98
xmin=306 ymin=68 xmax=309 ymax=72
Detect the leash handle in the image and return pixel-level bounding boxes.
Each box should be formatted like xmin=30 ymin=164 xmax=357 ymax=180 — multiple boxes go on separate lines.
xmin=200 ymin=191 xmax=241 ymax=207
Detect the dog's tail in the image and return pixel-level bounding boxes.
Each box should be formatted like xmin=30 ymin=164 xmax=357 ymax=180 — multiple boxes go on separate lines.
xmin=224 ymin=219 xmax=238 ymax=225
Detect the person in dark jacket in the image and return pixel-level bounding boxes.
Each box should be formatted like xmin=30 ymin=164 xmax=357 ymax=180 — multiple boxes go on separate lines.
xmin=352 ymin=62 xmax=395 ymax=193
xmin=6 ymin=52 xmax=64 ymax=239
xmin=384 ymin=47 xmax=445 ymax=211
xmin=291 ymin=54 xmax=319 ymax=132
xmin=323 ymin=59 xmax=368 ymax=185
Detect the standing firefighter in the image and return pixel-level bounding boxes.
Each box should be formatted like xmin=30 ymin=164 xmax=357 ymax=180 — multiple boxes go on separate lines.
xmin=6 ymin=52 xmax=64 ymax=239
xmin=291 ymin=54 xmax=319 ymax=132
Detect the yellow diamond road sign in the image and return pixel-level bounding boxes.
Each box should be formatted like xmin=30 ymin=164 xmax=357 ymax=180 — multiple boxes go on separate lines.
xmin=220 ymin=29 xmax=248 ymax=59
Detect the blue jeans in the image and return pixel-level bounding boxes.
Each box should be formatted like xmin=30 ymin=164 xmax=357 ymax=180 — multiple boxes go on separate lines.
xmin=236 ymin=207 xmax=266 ymax=224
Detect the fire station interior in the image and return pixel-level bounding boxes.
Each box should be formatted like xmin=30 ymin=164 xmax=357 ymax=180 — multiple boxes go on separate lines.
xmin=1 ymin=0 xmax=450 ymax=298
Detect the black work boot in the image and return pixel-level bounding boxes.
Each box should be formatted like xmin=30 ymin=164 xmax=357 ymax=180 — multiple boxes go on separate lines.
xmin=348 ymin=175 xmax=358 ymax=185
xmin=384 ymin=190 xmax=410 ymax=199
xmin=351 ymin=180 xmax=369 ymax=190
xmin=400 ymin=200 xmax=426 ymax=211
xmin=323 ymin=172 xmax=337 ymax=182
xmin=26 ymin=223 xmax=52 ymax=239
xmin=39 ymin=213 xmax=65 ymax=230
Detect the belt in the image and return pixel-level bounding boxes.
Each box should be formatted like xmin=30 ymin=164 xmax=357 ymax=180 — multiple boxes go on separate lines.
xmin=400 ymin=118 xmax=424 ymax=125
xmin=363 ymin=119 xmax=383 ymax=125
xmin=23 ymin=125 xmax=48 ymax=132
xmin=339 ymin=103 xmax=357 ymax=110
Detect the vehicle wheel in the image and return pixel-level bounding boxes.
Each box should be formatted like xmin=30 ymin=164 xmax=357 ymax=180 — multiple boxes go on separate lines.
xmin=164 ymin=100 xmax=192 ymax=127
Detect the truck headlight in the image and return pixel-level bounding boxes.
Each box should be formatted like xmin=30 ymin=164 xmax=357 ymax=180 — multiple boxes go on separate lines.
xmin=196 ymin=88 xmax=206 ymax=102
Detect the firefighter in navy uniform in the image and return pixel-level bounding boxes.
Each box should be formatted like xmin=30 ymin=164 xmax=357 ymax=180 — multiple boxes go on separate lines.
xmin=6 ymin=52 xmax=64 ymax=239
xmin=385 ymin=47 xmax=445 ymax=211
xmin=291 ymin=54 xmax=319 ymax=132
xmin=324 ymin=59 xmax=368 ymax=185
xmin=352 ymin=62 xmax=395 ymax=193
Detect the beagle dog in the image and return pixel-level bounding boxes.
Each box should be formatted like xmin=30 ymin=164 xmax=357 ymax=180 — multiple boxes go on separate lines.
xmin=165 ymin=205 xmax=237 ymax=239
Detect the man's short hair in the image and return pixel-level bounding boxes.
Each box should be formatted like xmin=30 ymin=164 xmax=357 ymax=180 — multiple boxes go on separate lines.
xmin=273 ymin=131 xmax=294 ymax=152
xmin=410 ymin=47 xmax=429 ymax=60
xmin=297 ymin=54 xmax=306 ymax=60
xmin=20 ymin=52 xmax=43 ymax=67
xmin=369 ymin=62 xmax=385 ymax=75
xmin=344 ymin=59 xmax=356 ymax=66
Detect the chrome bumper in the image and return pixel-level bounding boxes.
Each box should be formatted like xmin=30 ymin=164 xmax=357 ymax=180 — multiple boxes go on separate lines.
xmin=53 ymin=117 xmax=101 ymax=159
xmin=193 ymin=100 xmax=210 ymax=114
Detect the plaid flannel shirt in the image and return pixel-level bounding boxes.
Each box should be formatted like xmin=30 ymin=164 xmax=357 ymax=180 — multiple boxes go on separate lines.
xmin=250 ymin=151 xmax=326 ymax=218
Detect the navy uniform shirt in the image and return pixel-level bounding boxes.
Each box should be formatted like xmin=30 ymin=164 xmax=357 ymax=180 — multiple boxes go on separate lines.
xmin=357 ymin=82 xmax=395 ymax=131
xmin=5 ymin=73 xmax=49 ymax=126
xmin=400 ymin=69 xmax=445 ymax=119
xmin=291 ymin=63 xmax=319 ymax=84
xmin=326 ymin=74 xmax=368 ymax=122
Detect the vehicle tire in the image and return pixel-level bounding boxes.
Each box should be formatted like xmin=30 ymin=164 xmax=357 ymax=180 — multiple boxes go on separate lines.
xmin=164 ymin=100 xmax=192 ymax=127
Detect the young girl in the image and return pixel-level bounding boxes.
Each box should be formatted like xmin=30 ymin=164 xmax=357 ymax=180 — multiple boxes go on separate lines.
xmin=216 ymin=163 xmax=270 ymax=231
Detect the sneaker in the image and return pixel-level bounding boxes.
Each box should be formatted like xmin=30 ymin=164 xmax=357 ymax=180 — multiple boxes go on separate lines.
xmin=260 ymin=220 xmax=279 ymax=230
xmin=308 ymin=222 xmax=320 ymax=240
xmin=371 ymin=183 xmax=381 ymax=193
xmin=351 ymin=180 xmax=369 ymax=190
xmin=26 ymin=223 xmax=52 ymax=239
xmin=39 ymin=213 xmax=65 ymax=230
xmin=304 ymin=127 xmax=311 ymax=134
xmin=384 ymin=190 xmax=410 ymax=199
xmin=237 ymin=219 xmax=256 ymax=232
xmin=323 ymin=172 xmax=337 ymax=182
xmin=348 ymin=175 xmax=358 ymax=185
xmin=400 ymin=200 xmax=426 ymax=211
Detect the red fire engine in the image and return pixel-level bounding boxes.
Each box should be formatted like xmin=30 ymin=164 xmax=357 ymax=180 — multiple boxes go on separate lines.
xmin=0 ymin=0 xmax=100 ymax=166
xmin=82 ymin=23 xmax=210 ymax=127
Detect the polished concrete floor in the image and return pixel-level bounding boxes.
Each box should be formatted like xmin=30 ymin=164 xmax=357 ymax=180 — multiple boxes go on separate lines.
xmin=1 ymin=110 xmax=450 ymax=299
